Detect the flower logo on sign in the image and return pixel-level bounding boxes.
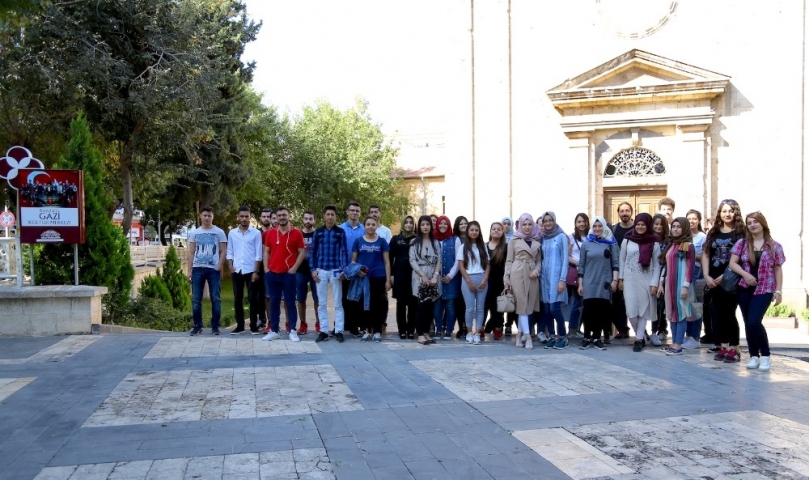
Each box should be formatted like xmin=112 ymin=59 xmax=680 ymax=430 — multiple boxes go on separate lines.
xmin=0 ymin=146 xmax=45 ymax=190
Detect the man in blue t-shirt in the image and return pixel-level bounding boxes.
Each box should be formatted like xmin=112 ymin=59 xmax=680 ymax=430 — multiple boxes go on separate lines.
xmin=187 ymin=206 xmax=227 ymax=336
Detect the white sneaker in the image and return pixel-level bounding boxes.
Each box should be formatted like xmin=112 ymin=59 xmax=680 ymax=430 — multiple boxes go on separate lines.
xmin=465 ymin=332 xmax=473 ymax=343
xmin=288 ymin=330 xmax=300 ymax=342
xmin=262 ymin=331 xmax=280 ymax=341
xmin=746 ymin=356 xmax=760 ymax=369
xmin=682 ymin=337 xmax=699 ymax=349
xmin=651 ymin=334 xmax=661 ymax=346
xmin=473 ymin=334 xmax=481 ymax=345
xmin=759 ymin=356 xmax=771 ymax=371
xmin=538 ymin=332 xmax=548 ymax=343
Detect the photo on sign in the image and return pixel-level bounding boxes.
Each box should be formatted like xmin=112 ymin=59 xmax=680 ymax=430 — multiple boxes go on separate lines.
xmin=18 ymin=170 xmax=79 ymax=208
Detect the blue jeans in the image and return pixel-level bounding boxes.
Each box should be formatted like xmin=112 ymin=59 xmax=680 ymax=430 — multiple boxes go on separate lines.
xmin=670 ymin=319 xmax=687 ymax=345
xmin=541 ymin=302 xmax=566 ymax=337
xmin=686 ymin=320 xmax=702 ymax=339
xmin=296 ymin=272 xmax=319 ymax=303
xmin=737 ymin=287 xmax=772 ymax=357
xmin=265 ymin=271 xmax=297 ymax=333
xmin=566 ymin=286 xmax=582 ymax=332
xmin=460 ymin=273 xmax=488 ymax=330
xmin=434 ymin=297 xmax=456 ymax=334
xmin=191 ymin=267 xmax=221 ymax=330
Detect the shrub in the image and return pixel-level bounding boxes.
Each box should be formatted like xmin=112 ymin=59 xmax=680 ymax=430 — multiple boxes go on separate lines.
xmin=117 ymin=297 xmax=192 ymax=332
xmin=140 ymin=273 xmax=171 ymax=304
xmin=765 ymin=303 xmax=795 ymax=318
xmin=801 ymin=309 xmax=809 ymax=322
xmin=161 ymin=245 xmax=190 ymax=311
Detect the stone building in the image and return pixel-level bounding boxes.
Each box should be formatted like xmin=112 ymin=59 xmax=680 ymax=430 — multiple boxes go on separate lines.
xmin=401 ymin=0 xmax=809 ymax=310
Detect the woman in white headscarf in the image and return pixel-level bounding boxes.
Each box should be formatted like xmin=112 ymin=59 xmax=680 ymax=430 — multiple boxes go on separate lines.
xmin=576 ymin=216 xmax=619 ymax=350
xmin=504 ymin=213 xmax=542 ymax=349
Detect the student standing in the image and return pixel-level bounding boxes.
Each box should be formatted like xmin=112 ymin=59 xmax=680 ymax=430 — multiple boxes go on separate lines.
xmin=459 ymin=221 xmax=490 ymax=345
xmin=453 ymin=216 xmax=469 ymax=338
xmin=483 ymin=222 xmax=507 ymax=340
xmin=390 ymin=216 xmax=416 ymax=339
xmin=434 ymin=215 xmax=460 ymax=339
xmin=351 ymin=216 xmax=391 ymax=342
xmin=567 ymin=213 xmax=589 ymax=338
xmin=410 ymin=216 xmax=441 ymax=345
xmin=226 ymin=206 xmax=263 ymax=334
xmin=539 ymin=212 xmax=570 ymax=350
xmin=311 ymin=205 xmax=349 ymax=343
xmin=651 ymin=214 xmax=670 ymax=346
xmin=618 ymin=213 xmax=661 ymax=352
xmin=729 ymin=212 xmax=785 ymax=371
xmin=504 ymin=213 xmax=542 ymax=349
xmin=610 ymin=202 xmax=635 ymax=340
xmin=702 ymin=200 xmax=746 ymax=363
xmin=658 ymin=217 xmax=697 ymax=355
xmin=296 ymin=211 xmax=318 ymax=335
xmin=340 ymin=202 xmax=365 ymax=336
xmin=577 ymin=216 xmax=619 ymax=350
xmin=685 ymin=209 xmax=707 ymax=348
xmin=188 ymin=206 xmax=227 ymax=336
xmin=262 ymin=206 xmax=305 ymax=342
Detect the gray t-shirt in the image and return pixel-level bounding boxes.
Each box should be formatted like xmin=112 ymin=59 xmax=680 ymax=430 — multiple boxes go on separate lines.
xmin=189 ymin=226 xmax=227 ymax=269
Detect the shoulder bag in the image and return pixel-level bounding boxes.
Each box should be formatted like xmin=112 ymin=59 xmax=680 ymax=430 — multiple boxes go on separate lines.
xmin=496 ymin=288 xmax=516 ymax=313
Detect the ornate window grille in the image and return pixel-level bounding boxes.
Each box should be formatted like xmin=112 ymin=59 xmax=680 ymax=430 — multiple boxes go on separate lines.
xmin=604 ymin=147 xmax=666 ymax=178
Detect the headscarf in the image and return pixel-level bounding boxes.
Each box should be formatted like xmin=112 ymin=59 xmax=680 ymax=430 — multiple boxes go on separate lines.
xmin=659 ymin=216 xmax=693 ymax=262
xmin=586 ymin=216 xmax=617 ymax=245
xmin=539 ymin=211 xmax=565 ymax=240
xmin=512 ymin=213 xmax=542 ymax=242
xmin=433 ymin=215 xmax=454 ymax=241
xmin=400 ymin=215 xmax=415 ymax=238
xmin=502 ymin=216 xmax=514 ymax=243
xmin=623 ymin=213 xmax=658 ymax=268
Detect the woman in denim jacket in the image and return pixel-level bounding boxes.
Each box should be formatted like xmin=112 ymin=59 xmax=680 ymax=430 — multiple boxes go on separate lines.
xmin=433 ymin=215 xmax=460 ymax=339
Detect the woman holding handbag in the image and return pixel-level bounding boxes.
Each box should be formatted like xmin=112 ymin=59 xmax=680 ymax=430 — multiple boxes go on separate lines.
xmin=484 ymin=221 xmax=508 ymax=340
xmin=505 ymin=213 xmax=542 ymax=349
xmin=409 ymin=215 xmax=441 ymax=345
xmin=701 ymin=200 xmax=746 ymax=363
xmin=577 ymin=216 xmax=619 ymax=350
xmin=566 ymin=213 xmax=589 ymax=338
xmin=729 ymin=212 xmax=785 ymax=371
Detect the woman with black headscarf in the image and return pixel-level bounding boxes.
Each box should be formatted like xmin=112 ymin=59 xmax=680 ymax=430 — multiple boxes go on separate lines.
xmin=618 ymin=213 xmax=661 ymax=352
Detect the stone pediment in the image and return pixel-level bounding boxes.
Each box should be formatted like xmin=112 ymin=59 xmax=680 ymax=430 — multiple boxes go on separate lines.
xmin=547 ymin=49 xmax=729 ymax=111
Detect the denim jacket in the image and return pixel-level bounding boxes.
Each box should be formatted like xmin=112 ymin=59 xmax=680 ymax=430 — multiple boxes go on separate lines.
xmin=439 ymin=238 xmax=460 ymax=300
xmin=344 ymin=263 xmax=371 ymax=310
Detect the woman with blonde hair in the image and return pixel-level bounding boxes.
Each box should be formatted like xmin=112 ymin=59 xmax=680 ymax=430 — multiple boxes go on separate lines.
xmin=504 ymin=213 xmax=542 ymax=349
xmin=729 ymin=212 xmax=785 ymax=371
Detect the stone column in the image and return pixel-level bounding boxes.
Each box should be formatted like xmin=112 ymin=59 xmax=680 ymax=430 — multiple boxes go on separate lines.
xmin=675 ymin=124 xmax=709 ymax=218
xmin=563 ymin=131 xmax=594 ymax=221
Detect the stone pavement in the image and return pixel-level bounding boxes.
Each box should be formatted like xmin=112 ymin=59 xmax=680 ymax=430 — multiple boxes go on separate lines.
xmin=2 ymin=316 xmax=809 ymax=479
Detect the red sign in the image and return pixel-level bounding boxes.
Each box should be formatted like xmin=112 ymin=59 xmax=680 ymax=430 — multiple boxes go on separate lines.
xmin=17 ymin=169 xmax=85 ymax=244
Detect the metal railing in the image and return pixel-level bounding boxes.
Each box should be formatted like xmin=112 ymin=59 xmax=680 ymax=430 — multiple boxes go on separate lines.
xmin=130 ymin=245 xmax=188 ymax=268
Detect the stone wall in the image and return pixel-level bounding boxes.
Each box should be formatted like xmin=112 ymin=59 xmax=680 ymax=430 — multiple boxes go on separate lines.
xmin=0 ymin=286 xmax=107 ymax=336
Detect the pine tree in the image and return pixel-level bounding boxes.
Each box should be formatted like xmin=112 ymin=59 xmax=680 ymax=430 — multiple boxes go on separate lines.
xmin=161 ymin=245 xmax=190 ymax=311
xmin=36 ymin=113 xmax=135 ymax=320
xmin=139 ymin=273 xmax=172 ymax=304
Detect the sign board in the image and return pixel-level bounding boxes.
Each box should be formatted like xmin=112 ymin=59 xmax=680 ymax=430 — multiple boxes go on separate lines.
xmin=17 ymin=169 xmax=85 ymax=244
xmin=0 ymin=210 xmax=14 ymax=228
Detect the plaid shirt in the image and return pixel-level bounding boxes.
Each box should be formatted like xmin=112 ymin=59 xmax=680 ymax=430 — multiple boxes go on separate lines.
xmin=310 ymin=225 xmax=348 ymax=271
xmin=731 ymin=239 xmax=785 ymax=294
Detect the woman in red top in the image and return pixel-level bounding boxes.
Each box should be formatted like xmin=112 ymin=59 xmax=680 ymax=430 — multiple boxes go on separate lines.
xmin=728 ymin=212 xmax=785 ymax=372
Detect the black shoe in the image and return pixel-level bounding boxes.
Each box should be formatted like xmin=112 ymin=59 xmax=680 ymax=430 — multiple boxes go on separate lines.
xmin=336 ymin=332 xmax=345 ymax=343
xmin=399 ymin=333 xmax=406 ymax=339
xmin=505 ymin=326 xmax=512 ymax=336
xmin=700 ymin=335 xmax=713 ymax=344
xmin=190 ymin=327 xmax=202 ymax=336
xmin=407 ymin=333 xmax=415 ymax=339
xmin=708 ymin=345 xmax=722 ymax=353
xmin=633 ymin=340 xmax=643 ymax=352
xmin=603 ymin=337 xmax=612 ymax=345
xmin=250 ymin=329 xmax=260 ymax=335
xmin=593 ymin=339 xmax=606 ymax=350
xmin=212 ymin=329 xmax=221 ymax=336
xmin=316 ymin=332 xmax=329 ymax=343
xmin=350 ymin=330 xmax=361 ymax=337
xmin=329 ymin=330 xmax=336 ymax=337
xmin=231 ymin=326 xmax=245 ymax=335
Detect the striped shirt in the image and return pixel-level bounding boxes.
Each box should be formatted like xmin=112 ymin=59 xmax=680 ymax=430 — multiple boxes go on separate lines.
xmin=311 ymin=225 xmax=349 ymax=271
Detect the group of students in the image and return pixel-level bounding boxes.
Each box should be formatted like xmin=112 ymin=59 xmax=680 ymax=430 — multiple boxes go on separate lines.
xmin=188 ymin=198 xmax=786 ymax=371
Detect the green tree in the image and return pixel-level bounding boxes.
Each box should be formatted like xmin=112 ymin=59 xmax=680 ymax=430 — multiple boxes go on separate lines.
xmin=161 ymin=245 xmax=190 ymax=311
xmin=36 ymin=113 xmax=135 ymax=320
xmin=139 ymin=274 xmax=171 ymax=304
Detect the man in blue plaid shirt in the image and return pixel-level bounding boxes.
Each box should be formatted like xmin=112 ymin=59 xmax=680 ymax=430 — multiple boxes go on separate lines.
xmin=311 ymin=204 xmax=349 ymax=343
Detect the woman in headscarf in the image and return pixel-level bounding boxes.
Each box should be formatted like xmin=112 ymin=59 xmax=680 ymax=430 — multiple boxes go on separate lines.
xmin=658 ymin=217 xmax=697 ymax=355
xmin=504 ymin=213 xmax=542 ymax=349
xmin=452 ymin=216 xmax=469 ymax=339
xmin=390 ymin=216 xmax=416 ymax=339
xmin=577 ymin=216 xmax=619 ymax=350
xmin=502 ymin=216 xmax=515 ymax=243
xmin=618 ymin=213 xmax=662 ymax=352
xmin=539 ymin=212 xmax=571 ymax=350
xmin=433 ymin=215 xmax=461 ymax=339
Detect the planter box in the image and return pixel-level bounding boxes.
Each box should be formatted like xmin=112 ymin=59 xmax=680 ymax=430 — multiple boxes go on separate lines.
xmin=763 ymin=316 xmax=798 ymax=329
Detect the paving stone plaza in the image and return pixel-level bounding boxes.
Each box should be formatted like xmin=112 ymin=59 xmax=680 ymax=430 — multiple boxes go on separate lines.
xmin=2 ymin=314 xmax=809 ymax=480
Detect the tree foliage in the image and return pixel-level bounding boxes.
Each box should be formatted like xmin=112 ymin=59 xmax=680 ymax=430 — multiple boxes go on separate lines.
xmin=161 ymin=245 xmax=190 ymax=311
xmin=139 ymin=274 xmax=171 ymax=304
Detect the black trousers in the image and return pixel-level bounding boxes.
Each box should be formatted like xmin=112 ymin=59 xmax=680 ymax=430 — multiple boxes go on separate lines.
xmin=416 ymin=298 xmax=435 ymax=336
xmin=343 ymin=279 xmax=363 ymax=333
xmin=396 ymin=295 xmax=417 ymax=335
xmin=582 ymin=298 xmax=612 ymax=340
xmin=249 ymin=269 xmax=267 ymax=325
xmin=611 ymin=290 xmax=629 ymax=332
xmin=358 ymin=276 xmax=388 ymax=333
xmin=232 ymin=272 xmax=257 ymax=330
xmin=483 ymin=291 xmax=504 ymax=332
xmin=707 ymin=287 xmax=740 ymax=346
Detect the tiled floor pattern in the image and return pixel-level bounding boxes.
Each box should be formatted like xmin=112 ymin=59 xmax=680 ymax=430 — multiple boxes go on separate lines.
xmin=33 ymin=449 xmax=335 ymax=480
xmin=675 ymin=350 xmax=809 ymax=382
xmin=516 ymin=410 xmax=809 ymax=479
xmin=143 ymin=337 xmax=322 ymax=358
xmin=84 ymin=365 xmax=361 ymax=427
xmin=0 ymin=336 xmax=100 ymax=365
xmin=410 ymin=354 xmax=675 ymax=402
xmin=0 ymin=377 xmax=35 ymax=402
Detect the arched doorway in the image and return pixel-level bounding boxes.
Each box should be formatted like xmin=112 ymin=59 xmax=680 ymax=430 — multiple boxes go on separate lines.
xmin=602 ymin=147 xmax=667 ymax=224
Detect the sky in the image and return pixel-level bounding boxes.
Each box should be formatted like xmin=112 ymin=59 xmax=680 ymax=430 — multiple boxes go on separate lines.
xmin=241 ymin=0 xmax=461 ymax=135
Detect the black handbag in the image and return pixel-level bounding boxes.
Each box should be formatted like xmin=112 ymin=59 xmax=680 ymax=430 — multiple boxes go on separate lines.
xmin=720 ymin=266 xmax=742 ymax=293
xmin=418 ymin=284 xmax=439 ymax=302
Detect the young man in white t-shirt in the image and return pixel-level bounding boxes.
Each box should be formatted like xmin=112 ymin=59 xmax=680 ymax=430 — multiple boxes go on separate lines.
xmin=187 ymin=206 xmax=227 ymax=336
